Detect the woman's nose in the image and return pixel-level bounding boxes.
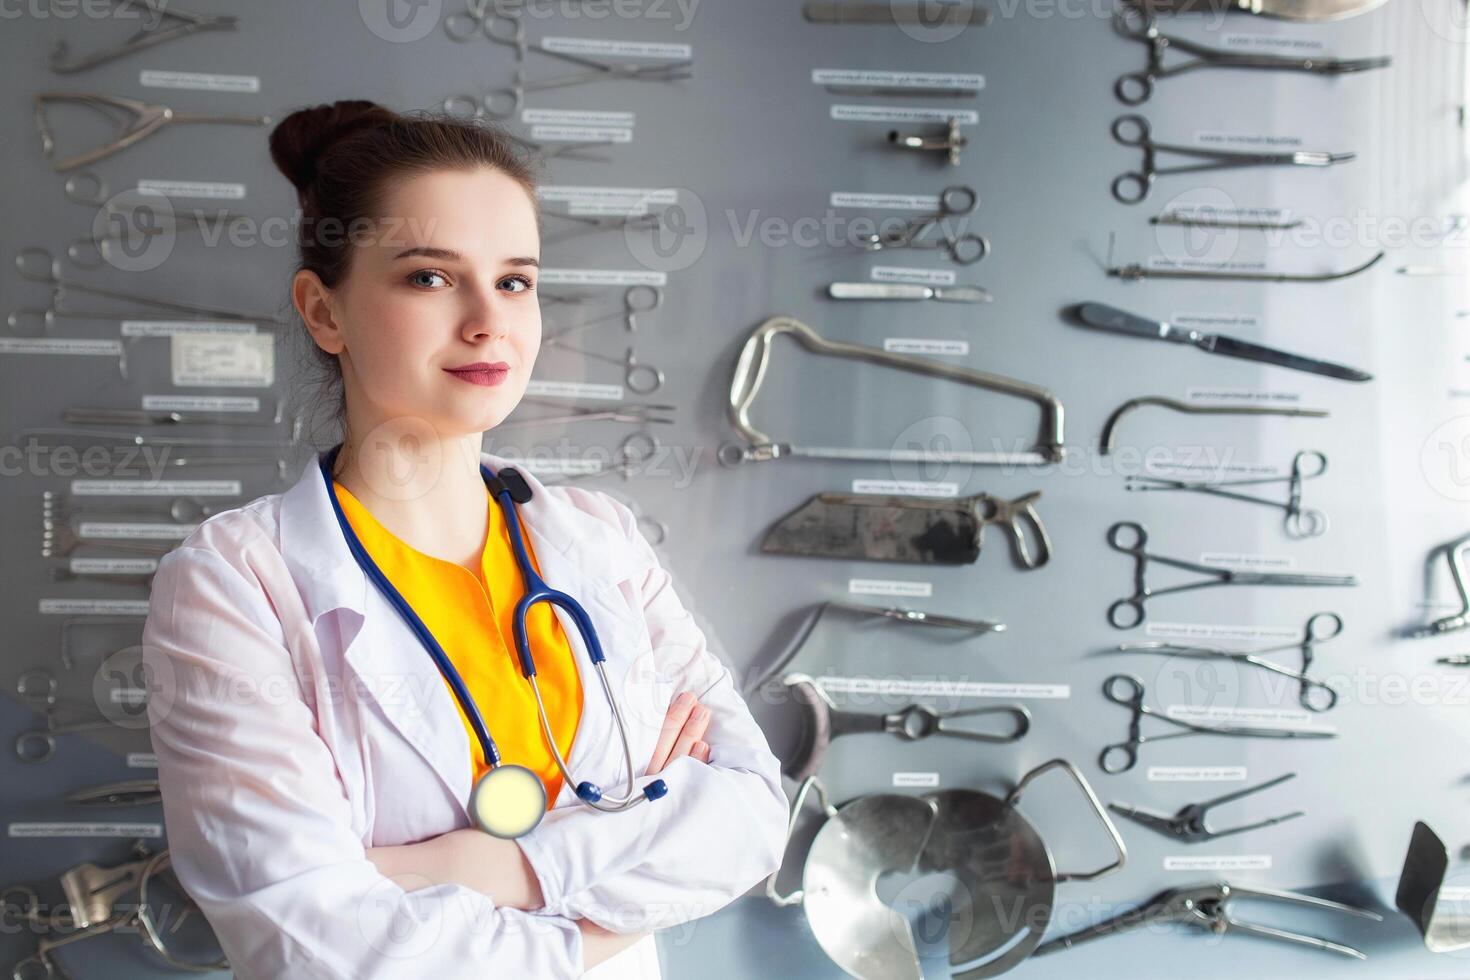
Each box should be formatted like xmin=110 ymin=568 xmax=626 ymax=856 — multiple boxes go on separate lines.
xmin=462 ymin=288 xmax=510 ymax=342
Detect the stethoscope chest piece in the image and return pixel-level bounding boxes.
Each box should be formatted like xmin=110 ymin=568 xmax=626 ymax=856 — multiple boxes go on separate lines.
xmin=470 ymin=763 xmax=548 ymax=839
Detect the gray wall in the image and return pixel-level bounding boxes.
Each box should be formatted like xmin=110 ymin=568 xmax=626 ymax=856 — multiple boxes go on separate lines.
xmin=3 ymin=0 xmax=1470 ymax=976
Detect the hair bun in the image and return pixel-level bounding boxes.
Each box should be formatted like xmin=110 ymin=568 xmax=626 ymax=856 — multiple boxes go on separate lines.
xmin=269 ymin=100 xmax=398 ymax=193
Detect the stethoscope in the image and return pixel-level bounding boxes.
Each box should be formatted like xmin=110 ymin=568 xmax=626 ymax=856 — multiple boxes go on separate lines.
xmin=319 ymin=444 xmax=667 ymax=838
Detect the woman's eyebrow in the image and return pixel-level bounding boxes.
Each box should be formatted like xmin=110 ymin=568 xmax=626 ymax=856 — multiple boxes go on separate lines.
xmin=390 ymin=246 xmax=539 ymax=268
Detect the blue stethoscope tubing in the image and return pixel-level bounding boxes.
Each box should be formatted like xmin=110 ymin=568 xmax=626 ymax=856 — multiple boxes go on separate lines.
xmin=319 ymin=444 xmax=666 ymax=828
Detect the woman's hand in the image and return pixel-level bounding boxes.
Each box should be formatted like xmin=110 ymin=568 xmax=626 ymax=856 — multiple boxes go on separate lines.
xmin=644 ymin=691 xmax=712 ymax=775
xmin=366 ymin=829 xmax=544 ymax=912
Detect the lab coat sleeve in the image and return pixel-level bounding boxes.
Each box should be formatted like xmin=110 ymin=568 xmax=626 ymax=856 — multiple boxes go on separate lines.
xmin=514 ymin=493 xmax=790 ymax=934
xmin=143 ymin=543 xmax=587 ymax=980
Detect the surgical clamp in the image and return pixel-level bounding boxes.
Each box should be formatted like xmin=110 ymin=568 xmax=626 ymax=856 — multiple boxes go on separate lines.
xmin=542 ymin=285 xmax=661 ymax=336
xmin=455 ymin=43 xmax=693 ymax=120
xmin=857 ymin=184 xmax=989 ymax=264
xmin=444 ymin=0 xmax=526 ymax=58
xmin=1106 ymin=520 xmax=1358 ymax=628
xmin=1100 ymin=673 xmax=1336 ymax=774
xmin=780 ymin=672 xmax=1030 ymax=781
xmin=1124 ymin=450 xmax=1330 ymax=537
xmin=543 ymin=210 xmax=664 ymax=245
xmin=500 ymin=397 xmax=675 ymax=430
xmin=1112 ymin=7 xmax=1390 ymax=105
xmin=64 ymin=778 xmax=162 ymax=808
xmin=15 ymin=669 xmax=137 ymax=764
xmin=35 ymin=92 xmax=270 ymax=173
xmin=1035 ymin=881 xmax=1381 ymax=959
xmin=49 ymin=0 xmax=238 ymax=73
xmin=539 ymin=343 xmax=664 ymax=395
xmin=1108 ymin=772 xmax=1304 ymax=842
xmin=1110 ymin=114 xmax=1355 ymax=204
xmin=1118 ymin=611 xmax=1344 ymax=712
xmin=1409 ymin=532 xmax=1470 ymax=638
xmin=1099 ymin=395 xmax=1329 ymax=455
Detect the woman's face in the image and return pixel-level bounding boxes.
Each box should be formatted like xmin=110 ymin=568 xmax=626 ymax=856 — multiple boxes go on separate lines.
xmin=320 ymin=167 xmax=542 ymax=441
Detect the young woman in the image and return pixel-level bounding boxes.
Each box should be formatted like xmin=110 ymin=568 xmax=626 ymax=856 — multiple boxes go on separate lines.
xmin=140 ymin=100 xmax=788 ymax=980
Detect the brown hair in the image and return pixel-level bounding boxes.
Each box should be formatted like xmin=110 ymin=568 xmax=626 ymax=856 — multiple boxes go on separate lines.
xmin=268 ymin=100 xmax=543 ymax=439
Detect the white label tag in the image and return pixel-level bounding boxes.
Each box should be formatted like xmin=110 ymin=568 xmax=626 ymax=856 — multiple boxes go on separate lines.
xmin=1171 ymin=311 xmax=1261 ymax=330
xmin=871 ymin=266 xmax=956 ymax=285
xmin=121 ymin=320 xmax=256 ymax=336
xmin=525 ymin=379 xmax=625 ymax=400
xmin=892 ymin=772 xmax=941 ymax=787
xmin=1222 ymin=33 xmax=1326 ymax=53
xmin=814 ymin=69 xmax=984 ymax=90
xmin=541 ymin=36 xmax=691 ymax=59
xmin=1166 ymin=705 xmax=1331 ymax=732
xmin=818 ymin=677 xmax=1071 ymax=699
xmin=1165 ymin=855 xmax=1273 ymax=871
xmin=848 ymin=578 xmax=933 ymax=598
xmin=831 ymin=192 xmax=941 ymax=211
xmin=530 ymin=125 xmax=633 ymax=144
xmin=138 ymin=179 xmax=246 ymax=200
xmin=1147 ymin=256 xmax=1269 ymax=273
xmin=522 ymin=108 xmax=636 ymax=127
xmin=1199 ymin=552 xmax=1298 ymax=571
xmin=567 ymin=201 xmax=648 ymax=216
xmin=1185 ymin=388 xmax=1305 ymax=405
xmin=830 ymin=105 xmax=979 ymax=125
xmin=1146 ymin=622 xmax=1302 ymax=643
xmin=9 ymin=823 xmax=164 ymax=838
xmin=142 ymin=395 xmax=260 ymax=413
xmin=1195 ymin=131 xmax=1304 ymax=148
xmin=1161 ymin=204 xmax=1292 ymax=223
xmin=883 ymin=338 xmax=969 ymax=356
xmin=140 ymin=69 xmax=262 ymax=93
xmin=539 ymin=268 xmax=668 ymax=286
xmin=851 ymin=479 xmax=958 ymax=497
xmin=539 ymin=185 xmax=676 ymax=206
xmin=38 ymin=599 xmax=150 ymax=615
xmin=78 ymin=522 xmax=197 ymax=540
xmin=72 ymin=479 xmax=241 ymax=496
xmin=1148 ymin=766 xmax=1249 ymax=782
xmin=170 ymin=333 xmax=274 ymax=387
xmin=0 ymin=338 xmax=122 ymax=356
xmin=128 ymin=753 xmax=158 ymax=768
xmin=70 ymin=558 xmax=160 ymax=574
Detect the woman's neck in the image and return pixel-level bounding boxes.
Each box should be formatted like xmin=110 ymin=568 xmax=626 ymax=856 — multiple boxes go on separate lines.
xmin=332 ymin=430 xmax=490 ymax=571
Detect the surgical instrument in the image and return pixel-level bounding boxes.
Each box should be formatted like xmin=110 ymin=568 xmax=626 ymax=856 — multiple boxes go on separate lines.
xmin=11 ymin=247 xmax=288 ymax=335
xmin=44 ymin=489 xmax=227 ymax=525
xmin=1106 ymin=521 xmax=1357 ymax=628
xmin=1436 ymin=654 xmax=1470 ymax=665
xmin=1151 ymin=209 xmax=1304 ymax=230
xmin=35 ymin=92 xmax=270 ymax=173
xmin=857 ymin=185 xmax=989 ymax=263
xmin=543 ymin=209 xmax=663 ymax=245
xmin=720 ymin=315 xmax=1065 ymax=466
xmin=1099 ymin=673 xmax=1336 ymax=774
xmin=1396 ymin=821 xmax=1470 ymax=954
xmin=888 ymin=117 xmax=968 ymax=166
xmin=1073 ymin=301 xmax=1373 ymax=382
xmin=42 ymin=520 xmax=191 ymax=560
xmin=67 ymin=202 xmax=256 ymax=271
xmin=1112 ymin=6 xmax=1389 ymax=105
xmin=443 ymin=0 xmax=526 ymax=58
xmin=542 ymin=284 xmax=661 ymax=335
xmin=48 ymin=0 xmax=238 ymax=73
xmin=1035 ymin=881 xmax=1381 ymax=959
xmin=539 ymin=343 xmax=664 ymax=394
xmin=1123 ymin=450 xmax=1331 ymax=537
xmin=1100 ymin=395 xmax=1328 ymax=455
xmin=500 ymin=397 xmax=675 ymax=430
xmin=455 ymin=44 xmax=693 ymax=120
xmin=64 ymin=778 xmax=162 ymax=808
xmin=61 ymin=396 xmax=289 ymax=429
xmin=4 ymin=843 xmax=229 ymax=976
xmin=1409 ymin=532 xmax=1470 ymax=638
xmin=1108 ymin=773 xmax=1303 ymax=842
xmin=803 ymin=0 xmax=993 ymax=26
xmin=827 ymin=281 xmax=992 ymax=303
xmin=743 ymin=600 xmax=1004 ymax=697
xmin=1119 ymin=611 xmax=1344 ymax=712
xmin=1110 ymin=114 xmax=1354 ymax=204
xmin=17 ymin=422 xmax=301 ymax=451
xmin=761 ymin=488 xmax=1053 ymax=568
xmin=1106 ymin=243 xmax=1385 ymax=282
xmin=15 ymin=668 xmax=140 ymax=764
xmin=780 ymin=672 xmax=1030 ymax=781
xmin=1128 ymin=0 xmax=1389 ymax=22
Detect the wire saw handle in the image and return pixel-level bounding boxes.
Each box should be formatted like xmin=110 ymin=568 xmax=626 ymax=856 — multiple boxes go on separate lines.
xmin=979 ymin=491 xmax=1052 ymax=568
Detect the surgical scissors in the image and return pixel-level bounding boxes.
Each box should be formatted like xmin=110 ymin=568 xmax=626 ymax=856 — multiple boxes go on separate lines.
xmin=1112 ymin=6 xmax=1391 ymax=105
xmin=1124 ymin=450 xmax=1329 ymax=537
xmin=1118 ymin=611 xmax=1344 ymax=712
xmin=34 ymin=92 xmax=270 ymax=173
xmin=1110 ymin=114 xmax=1355 ymax=204
xmin=444 ymin=0 xmax=526 ymax=58
xmin=1099 ymin=673 xmax=1336 ymax=774
xmin=858 ymin=185 xmax=989 ymax=264
xmin=451 ymin=43 xmax=693 ymax=120
xmin=1106 ymin=521 xmax=1357 ymax=628
xmin=49 ymin=0 xmax=238 ymax=73
xmin=500 ymin=396 xmax=675 ymax=429
xmin=1108 ymin=772 xmax=1304 ymax=842
xmin=540 ymin=339 xmax=664 ymax=394
xmin=542 ymin=285 xmax=661 ymax=337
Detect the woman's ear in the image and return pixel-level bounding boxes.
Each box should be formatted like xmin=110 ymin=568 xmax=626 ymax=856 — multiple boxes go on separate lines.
xmin=293 ymin=268 xmax=345 ymax=355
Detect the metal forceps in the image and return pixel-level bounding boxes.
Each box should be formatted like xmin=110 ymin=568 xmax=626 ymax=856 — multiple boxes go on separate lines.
xmin=469 ymin=44 xmax=694 ymax=120
xmin=542 ymin=284 xmax=661 ymax=337
xmin=540 ymin=342 xmax=664 ymax=394
xmin=35 ymin=92 xmax=271 ymax=173
xmin=1106 ymin=520 xmax=1357 ymax=628
xmin=1110 ymin=114 xmax=1355 ymax=204
xmin=1108 ymin=772 xmax=1304 ymax=842
xmin=1099 ymin=673 xmax=1336 ymax=774
xmin=49 ymin=0 xmax=238 ymax=73
xmin=1119 ymin=611 xmax=1344 ymax=712
xmin=444 ymin=0 xmax=527 ymax=58
xmin=1111 ymin=6 xmax=1391 ymax=105
xmin=858 ymin=184 xmax=989 ymax=264
xmin=500 ymin=396 xmax=675 ymax=430
xmin=15 ymin=669 xmax=132 ymax=764
xmin=1124 ymin=450 xmax=1330 ymax=537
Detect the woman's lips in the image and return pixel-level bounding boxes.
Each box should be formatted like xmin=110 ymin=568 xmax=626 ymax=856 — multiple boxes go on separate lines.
xmin=444 ymin=366 xmax=510 ymax=387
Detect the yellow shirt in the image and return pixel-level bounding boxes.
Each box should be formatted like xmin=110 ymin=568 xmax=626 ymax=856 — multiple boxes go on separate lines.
xmin=333 ymin=481 xmax=584 ymax=804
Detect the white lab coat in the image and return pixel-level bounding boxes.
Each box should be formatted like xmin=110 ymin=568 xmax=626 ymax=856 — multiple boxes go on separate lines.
xmin=141 ymin=449 xmax=790 ymax=980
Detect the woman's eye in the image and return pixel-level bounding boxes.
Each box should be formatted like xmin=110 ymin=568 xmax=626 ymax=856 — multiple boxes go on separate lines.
xmin=500 ymin=275 xmax=535 ymax=294
xmin=409 ymin=270 xmax=448 ymax=288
